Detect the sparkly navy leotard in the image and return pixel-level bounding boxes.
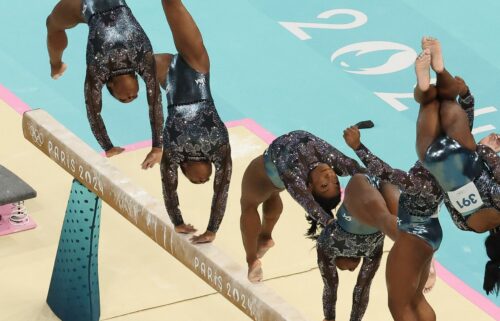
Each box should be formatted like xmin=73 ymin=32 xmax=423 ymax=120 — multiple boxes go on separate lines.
xmin=266 ymin=130 xmax=365 ymax=226
xmin=83 ymin=0 xmax=163 ymax=151
xmin=160 ymin=55 xmax=232 ymax=233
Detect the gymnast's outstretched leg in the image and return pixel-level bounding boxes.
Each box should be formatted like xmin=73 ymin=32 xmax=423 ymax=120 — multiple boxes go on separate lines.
xmin=414 ymin=37 xmax=470 ymax=160
xmin=258 ymin=192 xmax=283 ymax=258
xmin=46 ymin=0 xmax=84 ymax=79
xmin=387 ymin=233 xmax=436 ymax=321
xmin=421 ymin=37 xmax=476 ymax=151
xmin=414 ymin=50 xmax=442 ymax=162
xmin=240 ymin=155 xmax=284 ymax=282
xmin=161 ymin=0 xmax=209 ymax=72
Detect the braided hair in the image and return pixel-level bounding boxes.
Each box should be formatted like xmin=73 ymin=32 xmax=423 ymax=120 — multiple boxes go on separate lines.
xmin=305 ymin=193 xmax=341 ymax=240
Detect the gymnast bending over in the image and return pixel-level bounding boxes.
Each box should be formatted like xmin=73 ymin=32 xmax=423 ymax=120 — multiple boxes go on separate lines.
xmin=240 ymin=130 xmax=365 ymax=282
xmin=310 ymin=172 xmax=399 ymax=321
xmin=46 ymin=0 xmax=163 ymax=168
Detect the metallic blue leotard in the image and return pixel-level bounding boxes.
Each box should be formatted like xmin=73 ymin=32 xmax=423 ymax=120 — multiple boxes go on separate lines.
xmin=160 ymin=55 xmax=232 ymax=233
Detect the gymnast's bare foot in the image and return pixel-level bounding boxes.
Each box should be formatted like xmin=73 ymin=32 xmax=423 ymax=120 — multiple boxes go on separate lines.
xmin=248 ymin=259 xmax=263 ymax=283
xmin=256 ymin=235 xmax=275 ymax=259
xmin=50 ymin=61 xmax=67 ymax=80
xmin=175 ymin=223 xmax=197 ymax=234
xmin=423 ymin=259 xmax=436 ymax=294
xmin=422 ymin=37 xmax=444 ymax=73
xmin=105 ymin=146 xmax=125 ymax=157
xmin=415 ymin=49 xmax=431 ymax=92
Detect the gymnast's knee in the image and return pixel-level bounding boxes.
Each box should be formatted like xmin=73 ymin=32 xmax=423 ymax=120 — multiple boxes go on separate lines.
xmin=415 ymin=84 xmax=438 ymax=105
xmin=437 ymin=85 xmax=459 ymax=101
xmin=46 ymin=15 xmax=57 ymax=31
xmin=344 ymin=174 xmax=367 ymax=196
xmin=388 ymin=298 xmax=413 ymax=319
xmin=439 ymin=100 xmax=461 ymax=123
xmin=240 ymin=198 xmax=258 ymax=215
xmin=162 ymin=0 xmax=182 ymax=7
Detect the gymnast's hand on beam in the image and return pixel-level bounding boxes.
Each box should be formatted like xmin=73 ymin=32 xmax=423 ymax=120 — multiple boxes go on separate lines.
xmin=105 ymin=146 xmax=125 ymax=158
xmin=141 ymin=147 xmax=163 ymax=170
xmin=175 ymin=223 xmax=197 ymax=234
xmin=190 ymin=230 xmax=216 ymax=244
xmin=343 ymin=126 xmax=361 ymax=150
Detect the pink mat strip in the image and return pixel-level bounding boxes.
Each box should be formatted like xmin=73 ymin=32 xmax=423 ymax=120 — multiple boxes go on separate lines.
xmin=0 ymin=84 xmax=31 ymax=114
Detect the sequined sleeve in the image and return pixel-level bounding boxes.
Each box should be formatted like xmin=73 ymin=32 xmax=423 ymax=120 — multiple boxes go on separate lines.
xmin=354 ymin=144 xmax=437 ymax=195
xmin=282 ymin=170 xmax=332 ymax=226
xmin=84 ymin=70 xmax=114 ymax=151
xmin=206 ymin=144 xmax=232 ymax=233
xmin=350 ymin=249 xmax=383 ymax=321
xmin=477 ymin=144 xmax=500 ymax=182
xmin=160 ymin=149 xmax=184 ymax=227
xmin=458 ymin=91 xmax=475 ymax=130
xmin=321 ymin=140 xmax=366 ymax=176
xmin=136 ymin=52 xmax=164 ymax=148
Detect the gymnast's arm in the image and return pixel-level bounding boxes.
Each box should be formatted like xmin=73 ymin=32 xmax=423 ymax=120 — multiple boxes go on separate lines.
xmin=458 ymin=91 xmax=475 ymax=130
xmin=160 ymin=149 xmax=185 ymax=227
xmin=456 ymin=88 xmax=499 ymax=184
xmin=137 ymin=52 xmax=164 ymax=150
xmin=354 ymin=144 xmax=428 ymax=195
xmin=350 ymin=249 xmax=383 ymax=321
xmin=136 ymin=52 xmax=164 ymax=168
xmin=161 ymin=0 xmax=209 ymax=72
xmin=476 ymin=144 xmax=500 ymax=182
xmin=456 ymin=77 xmax=475 ymax=130
xmin=319 ymin=136 xmax=366 ymax=176
xmin=84 ymin=70 xmax=114 ymax=152
xmin=343 ymin=126 xmax=427 ymax=195
xmin=206 ymin=144 xmax=232 ymax=233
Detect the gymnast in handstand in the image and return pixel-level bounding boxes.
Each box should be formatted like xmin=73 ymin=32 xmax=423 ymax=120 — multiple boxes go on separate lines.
xmin=46 ymin=0 xmax=163 ymax=168
xmin=157 ymin=0 xmax=232 ymax=244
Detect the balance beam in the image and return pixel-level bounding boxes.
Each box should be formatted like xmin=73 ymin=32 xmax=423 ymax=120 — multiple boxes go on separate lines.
xmin=22 ymin=109 xmax=309 ymax=321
